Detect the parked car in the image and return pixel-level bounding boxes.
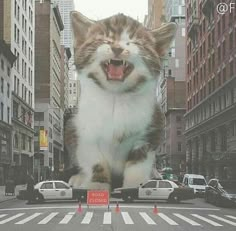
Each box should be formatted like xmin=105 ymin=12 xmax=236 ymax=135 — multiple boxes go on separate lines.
xmin=205 ymin=179 xmax=236 ymax=207
xmin=17 ymin=180 xmax=87 ymax=203
xmin=111 ymin=179 xmax=194 ymax=203
xmin=182 ymin=174 xmax=207 ymax=196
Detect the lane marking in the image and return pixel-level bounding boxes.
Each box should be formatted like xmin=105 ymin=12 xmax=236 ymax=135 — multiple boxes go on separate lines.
xmin=226 ymin=215 xmax=236 ymax=220
xmin=139 ymin=212 xmax=156 ymax=225
xmin=15 ymin=213 xmax=42 ymax=224
xmin=209 ymin=215 xmax=236 ymax=226
xmin=121 ymin=212 xmax=134 ymax=224
xmin=191 ymin=214 xmax=222 ymax=226
xmin=103 ymin=212 xmax=111 ymax=224
xmin=158 ymin=213 xmax=178 ymax=225
xmin=0 ymin=214 xmax=7 ymax=219
xmin=0 ymin=205 xmax=220 ymax=211
xmin=59 ymin=212 xmax=75 ymax=224
xmin=174 ymin=213 xmax=201 ymax=226
xmin=0 ymin=213 xmax=25 ymax=224
xmin=81 ymin=212 xmax=93 ymax=224
xmin=38 ymin=212 xmax=58 ymax=224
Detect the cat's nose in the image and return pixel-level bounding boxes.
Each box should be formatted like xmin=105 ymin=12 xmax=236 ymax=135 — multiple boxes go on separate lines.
xmin=111 ymin=47 xmax=124 ymax=56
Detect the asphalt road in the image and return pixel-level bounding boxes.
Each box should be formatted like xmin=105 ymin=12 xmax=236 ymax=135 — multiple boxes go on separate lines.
xmin=0 ymin=198 xmax=236 ymax=231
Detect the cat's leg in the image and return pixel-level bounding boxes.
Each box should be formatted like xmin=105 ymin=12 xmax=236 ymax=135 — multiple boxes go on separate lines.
xmin=122 ymin=151 xmax=156 ymax=187
xmin=69 ymin=161 xmax=111 ymax=190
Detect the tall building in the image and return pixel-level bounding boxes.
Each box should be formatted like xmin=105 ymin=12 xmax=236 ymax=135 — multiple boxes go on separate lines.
xmin=0 ymin=40 xmax=16 ymax=185
xmin=144 ymin=0 xmax=165 ymax=29
xmin=54 ymin=0 xmax=79 ymax=109
xmin=0 ymin=0 xmax=35 ymax=184
xmin=185 ymin=0 xmax=236 ymax=181
xmin=153 ymin=0 xmax=186 ymax=176
xmin=35 ymin=0 xmax=65 ymax=181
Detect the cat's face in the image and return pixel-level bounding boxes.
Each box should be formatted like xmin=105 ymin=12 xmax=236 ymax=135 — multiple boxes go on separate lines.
xmin=71 ymin=13 xmax=176 ymax=93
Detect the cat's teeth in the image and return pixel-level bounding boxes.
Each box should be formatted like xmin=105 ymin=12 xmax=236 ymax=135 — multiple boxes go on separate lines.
xmin=108 ymin=59 xmax=111 ymax=64
xmin=123 ymin=60 xmax=126 ymax=66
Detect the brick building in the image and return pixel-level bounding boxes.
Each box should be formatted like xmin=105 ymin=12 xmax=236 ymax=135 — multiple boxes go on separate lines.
xmin=185 ymin=0 xmax=236 ymax=181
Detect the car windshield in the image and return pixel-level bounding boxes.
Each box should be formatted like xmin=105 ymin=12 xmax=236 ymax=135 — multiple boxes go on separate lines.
xmin=218 ymin=181 xmax=236 ymax=190
xmin=189 ymin=178 xmax=206 ymax=185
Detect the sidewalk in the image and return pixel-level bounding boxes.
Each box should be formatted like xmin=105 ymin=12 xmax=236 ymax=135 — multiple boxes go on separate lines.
xmin=0 ymin=184 xmax=26 ymax=203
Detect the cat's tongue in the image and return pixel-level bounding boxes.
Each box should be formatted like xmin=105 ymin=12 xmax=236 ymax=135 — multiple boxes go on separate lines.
xmin=107 ymin=64 xmax=125 ymax=80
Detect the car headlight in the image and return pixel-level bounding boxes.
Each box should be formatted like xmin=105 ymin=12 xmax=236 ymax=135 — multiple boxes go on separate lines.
xmin=222 ymin=192 xmax=231 ymax=199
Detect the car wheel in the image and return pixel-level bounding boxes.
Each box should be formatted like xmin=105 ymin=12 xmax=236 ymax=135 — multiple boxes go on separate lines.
xmin=168 ymin=194 xmax=180 ymax=203
xmin=123 ymin=195 xmax=134 ymax=203
xmin=35 ymin=193 xmax=44 ymax=203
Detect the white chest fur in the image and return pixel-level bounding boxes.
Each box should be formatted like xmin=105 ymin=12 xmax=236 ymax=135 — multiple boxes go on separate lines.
xmin=74 ymin=76 xmax=157 ymax=173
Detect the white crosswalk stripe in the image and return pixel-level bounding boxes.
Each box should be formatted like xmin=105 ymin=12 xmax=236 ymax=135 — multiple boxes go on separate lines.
xmin=191 ymin=214 xmax=222 ymax=226
xmin=209 ymin=215 xmax=236 ymax=226
xmin=121 ymin=212 xmax=134 ymax=224
xmin=81 ymin=212 xmax=93 ymax=224
xmin=225 ymin=215 xmax=236 ymax=220
xmin=139 ymin=212 xmax=156 ymax=225
xmin=103 ymin=212 xmax=111 ymax=224
xmin=173 ymin=213 xmax=201 ymax=226
xmin=1 ymin=210 xmax=236 ymax=226
xmin=158 ymin=213 xmax=179 ymax=225
xmin=59 ymin=212 xmax=75 ymax=224
xmin=0 ymin=213 xmax=25 ymax=224
xmin=38 ymin=212 xmax=58 ymax=224
xmin=15 ymin=213 xmax=42 ymax=224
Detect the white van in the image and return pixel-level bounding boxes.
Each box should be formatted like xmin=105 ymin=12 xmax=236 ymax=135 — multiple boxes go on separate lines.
xmin=182 ymin=174 xmax=207 ymax=196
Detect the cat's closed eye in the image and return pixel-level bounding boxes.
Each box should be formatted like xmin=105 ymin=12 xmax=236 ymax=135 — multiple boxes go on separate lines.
xmin=103 ymin=40 xmax=112 ymax=44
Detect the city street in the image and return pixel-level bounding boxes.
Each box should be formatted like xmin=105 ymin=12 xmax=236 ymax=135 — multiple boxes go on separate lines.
xmin=0 ymin=198 xmax=236 ymax=231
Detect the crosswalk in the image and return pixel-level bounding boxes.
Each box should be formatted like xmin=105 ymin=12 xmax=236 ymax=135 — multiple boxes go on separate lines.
xmin=0 ymin=211 xmax=236 ymax=227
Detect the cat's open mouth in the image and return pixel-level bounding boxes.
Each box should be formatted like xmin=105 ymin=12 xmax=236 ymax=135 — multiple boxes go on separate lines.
xmin=101 ymin=59 xmax=134 ymax=81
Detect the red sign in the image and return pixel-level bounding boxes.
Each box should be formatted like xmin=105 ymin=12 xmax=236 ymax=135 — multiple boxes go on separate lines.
xmin=87 ymin=190 xmax=109 ymax=205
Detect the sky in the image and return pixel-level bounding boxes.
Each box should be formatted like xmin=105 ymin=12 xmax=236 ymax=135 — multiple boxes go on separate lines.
xmin=74 ymin=0 xmax=147 ymax=22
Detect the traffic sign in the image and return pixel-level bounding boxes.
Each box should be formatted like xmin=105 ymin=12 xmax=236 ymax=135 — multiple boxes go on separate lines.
xmin=87 ymin=190 xmax=109 ymax=205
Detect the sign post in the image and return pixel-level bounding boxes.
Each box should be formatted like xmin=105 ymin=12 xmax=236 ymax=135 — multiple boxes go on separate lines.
xmin=87 ymin=190 xmax=110 ymax=211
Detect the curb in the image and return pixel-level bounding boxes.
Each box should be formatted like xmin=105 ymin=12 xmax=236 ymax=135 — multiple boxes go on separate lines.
xmin=0 ymin=197 xmax=17 ymax=204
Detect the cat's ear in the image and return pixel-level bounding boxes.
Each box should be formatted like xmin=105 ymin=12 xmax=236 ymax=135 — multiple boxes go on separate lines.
xmin=151 ymin=23 xmax=177 ymax=57
xmin=71 ymin=11 xmax=94 ymax=48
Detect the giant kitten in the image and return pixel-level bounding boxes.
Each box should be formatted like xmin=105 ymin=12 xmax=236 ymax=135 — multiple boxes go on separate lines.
xmin=66 ymin=12 xmax=176 ymax=190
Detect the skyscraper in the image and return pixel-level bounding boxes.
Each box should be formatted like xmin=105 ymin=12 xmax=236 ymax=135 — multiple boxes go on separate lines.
xmin=54 ymin=0 xmax=79 ymax=108
xmin=0 ymin=0 xmax=35 ymax=184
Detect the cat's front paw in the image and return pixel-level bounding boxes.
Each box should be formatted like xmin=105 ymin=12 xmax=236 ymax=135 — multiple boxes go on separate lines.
xmin=68 ymin=174 xmax=84 ymax=188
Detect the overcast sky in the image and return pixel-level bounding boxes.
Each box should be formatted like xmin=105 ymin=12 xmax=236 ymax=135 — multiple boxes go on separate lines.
xmin=74 ymin=0 xmax=147 ymax=22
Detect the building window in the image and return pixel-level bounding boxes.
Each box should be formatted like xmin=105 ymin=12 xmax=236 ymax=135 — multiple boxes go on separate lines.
xmin=223 ymin=67 xmax=226 ymax=83
xmin=7 ymin=107 xmax=10 ymax=123
xmin=210 ymin=131 xmax=216 ymax=152
xmin=13 ymin=101 xmax=18 ymax=118
xmin=1 ymin=59 xmax=4 ymax=70
xmin=22 ymin=134 xmax=26 ymax=150
xmin=221 ymin=127 xmax=227 ymax=151
xmin=177 ymin=142 xmax=182 ymax=152
xmin=0 ymin=102 xmax=3 ymax=120
xmin=28 ymin=137 xmax=32 ymax=152
xmin=7 ymin=83 xmax=10 ymax=98
xmin=14 ymin=134 xmax=18 ymax=148
xmin=232 ymin=121 xmax=236 ymax=136
xmin=230 ymin=61 xmax=233 ymax=78
xmin=0 ymin=77 xmax=4 ymax=93
xmin=177 ymin=130 xmax=182 ymax=136
xmin=49 ymin=142 xmax=52 ymax=153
